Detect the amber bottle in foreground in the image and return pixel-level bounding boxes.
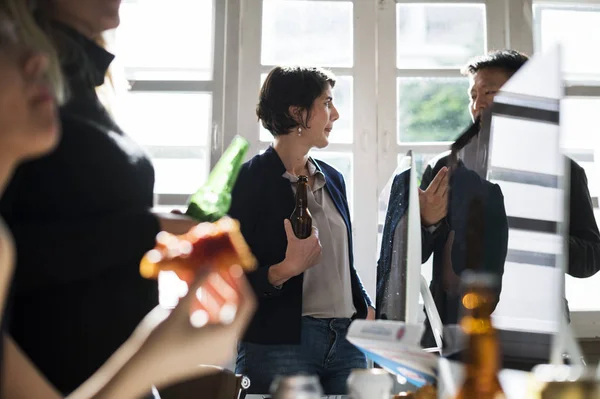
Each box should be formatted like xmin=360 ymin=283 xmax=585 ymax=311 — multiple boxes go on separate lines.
xmin=455 ymin=271 xmax=506 ymax=399
xmin=290 ymin=175 xmax=312 ymax=239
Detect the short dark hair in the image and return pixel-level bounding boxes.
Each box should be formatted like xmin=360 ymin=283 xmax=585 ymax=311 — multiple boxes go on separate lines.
xmin=257 ymin=66 xmax=336 ymax=137
xmin=461 ymin=49 xmax=529 ymax=77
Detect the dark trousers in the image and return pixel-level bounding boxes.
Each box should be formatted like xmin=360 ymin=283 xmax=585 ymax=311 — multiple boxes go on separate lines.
xmin=236 ymin=316 xmax=367 ymax=395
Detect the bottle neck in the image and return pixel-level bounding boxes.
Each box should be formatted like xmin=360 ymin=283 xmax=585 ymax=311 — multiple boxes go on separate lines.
xmin=295 ymin=181 xmax=308 ymax=210
xmin=463 ymin=316 xmax=499 ymax=355
xmin=461 ymin=292 xmax=501 ymax=380
xmin=463 ymin=330 xmax=502 ymax=390
xmin=204 ymin=140 xmax=246 ymax=194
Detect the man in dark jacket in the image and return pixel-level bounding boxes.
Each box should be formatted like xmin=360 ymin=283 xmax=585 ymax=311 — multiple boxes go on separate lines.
xmin=419 ymin=151 xmax=508 ymax=348
xmin=420 ymin=50 xmax=600 ymax=347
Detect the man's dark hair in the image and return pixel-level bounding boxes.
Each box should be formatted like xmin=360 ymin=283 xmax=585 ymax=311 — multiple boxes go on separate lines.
xmin=257 ymin=66 xmax=336 ymax=137
xmin=461 ymin=49 xmax=529 ymax=77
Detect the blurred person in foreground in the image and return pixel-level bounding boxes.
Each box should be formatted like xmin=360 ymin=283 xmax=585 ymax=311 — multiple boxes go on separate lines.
xmin=0 ymin=0 xmax=211 ymax=393
xmin=0 ymin=7 xmax=255 ymax=398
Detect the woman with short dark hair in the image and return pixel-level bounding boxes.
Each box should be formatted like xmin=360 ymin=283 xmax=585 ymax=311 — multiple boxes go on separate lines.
xmin=230 ymin=66 xmax=375 ymax=395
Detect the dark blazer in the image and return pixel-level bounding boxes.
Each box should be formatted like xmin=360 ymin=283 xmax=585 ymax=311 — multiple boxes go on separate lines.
xmin=228 ymin=146 xmax=372 ymax=344
xmin=420 ymin=154 xmax=508 ymax=348
xmin=567 ymin=160 xmax=600 ymax=278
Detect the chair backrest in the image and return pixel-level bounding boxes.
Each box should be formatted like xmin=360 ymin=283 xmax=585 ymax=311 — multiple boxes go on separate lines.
xmin=158 ymin=365 xmax=250 ymax=399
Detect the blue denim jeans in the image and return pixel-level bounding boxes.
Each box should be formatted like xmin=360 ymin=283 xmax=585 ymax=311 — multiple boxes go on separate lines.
xmin=236 ymin=316 xmax=367 ymax=395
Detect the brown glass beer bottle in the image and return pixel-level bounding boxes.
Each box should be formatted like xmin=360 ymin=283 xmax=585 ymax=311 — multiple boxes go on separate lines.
xmin=455 ymin=271 xmax=506 ymax=399
xmin=290 ymin=175 xmax=312 ymax=239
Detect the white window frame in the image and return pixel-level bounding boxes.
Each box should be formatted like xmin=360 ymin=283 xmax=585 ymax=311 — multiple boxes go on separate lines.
xmin=119 ymin=0 xmax=226 ymax=209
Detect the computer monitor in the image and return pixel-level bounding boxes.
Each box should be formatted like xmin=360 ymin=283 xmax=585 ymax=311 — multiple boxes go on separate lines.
xmin=376 ymin=151 xmax=422 ymax=325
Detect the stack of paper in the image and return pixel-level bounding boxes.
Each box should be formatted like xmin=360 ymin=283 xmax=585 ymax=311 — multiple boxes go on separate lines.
xmin=346 ymin=319 xmax=439 ymax=387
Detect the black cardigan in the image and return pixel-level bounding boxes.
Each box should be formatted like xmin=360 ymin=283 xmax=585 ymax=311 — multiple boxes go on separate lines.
xmin=229 ymin=146 xmax=372 ymax=344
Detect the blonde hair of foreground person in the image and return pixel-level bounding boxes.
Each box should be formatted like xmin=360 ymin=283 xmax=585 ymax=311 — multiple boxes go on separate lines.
xmin=4 ymin=0 xmax=64 ymax=102
xmin=0 ymin=10 xmax=256 ymax=399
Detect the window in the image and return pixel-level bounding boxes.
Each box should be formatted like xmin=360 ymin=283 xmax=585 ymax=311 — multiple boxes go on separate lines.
xmin=375 ymin=2 xmax=490 ymax=199
xmin=237 ymin=0 xmax=498 ymax=300
xmin=534 ymin=2 xmax=600 ymax=314
xmin=255 ymin=0 xmax=356 ymax=172
xmin=114 ymin=0 xmax=600 ymax=326
xmin=117 ymin=0 xmax=214 ymax=80
xmin=396 ymin=4 xmax=486 ymax=69
xmin=534 ymin=3 xmax=600 ymax=81
xmin=114 ymin=0 xmax=220 ymax=215
xmin=113 ymin=0 xmax=223 ymax=307
xmin=246 ymin=0 xmax=358 ymax=214
xmin=261 ymin=1 xmax=353 ymax=68
xmin=371 ymin=1 xmax=490 ymax=297
xmin=394 ymin=3 xmax=486 ymax=146
xmin=397 ymin=77 xmax=471 ymax=143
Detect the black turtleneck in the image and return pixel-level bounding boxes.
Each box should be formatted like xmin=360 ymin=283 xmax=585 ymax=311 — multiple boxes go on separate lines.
xmin=0 ymin=23 xmax=160 ymax=394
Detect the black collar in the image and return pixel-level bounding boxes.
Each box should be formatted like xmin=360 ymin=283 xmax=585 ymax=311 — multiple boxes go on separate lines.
xmin=53 ymin=22 xmax=115 ymax=87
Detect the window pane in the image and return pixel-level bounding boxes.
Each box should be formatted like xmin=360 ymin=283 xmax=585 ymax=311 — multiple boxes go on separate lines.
xmin=261 ymin=0 xmax=353 ymax=67
xmin=115 ymin=92 xmax=211 ymax=196
xmin=311 ymin=151 xmax=353 ymax=212
xmin=116 ymin=92 xmax=212 ymax=147
xmin=153 ymin=158 xmax=208 ymax=194
xmin=397 ymin=78 xmax=470 ymax=143
xmin=535 ymin=6 xmax=600 ymax=80
xmin=117 ymin=0 xmax=214 ymax=80
xmin=561 ymin=98 xmax=600 ymax=200
xmin=562 ymin=98 xmax=600 ymax=311
xmin=259 ymin=75 xmax=353 ymax=144
xmin=396 ymin=4 xmax=486 ymax=69
xmin=561 ymin=98 xmax=600 ymax=232
xmin=566 ymin=272 xmax=600 ymax=311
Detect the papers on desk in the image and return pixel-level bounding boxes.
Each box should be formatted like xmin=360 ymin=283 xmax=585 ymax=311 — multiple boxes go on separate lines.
xmin=346 ymin=320 xmax=438 ymax=388
xmin=346 ymin=320 xmax=533 ymax=397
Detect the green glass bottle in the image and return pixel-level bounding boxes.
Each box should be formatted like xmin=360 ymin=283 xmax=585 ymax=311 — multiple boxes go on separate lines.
xmin=185 ymin=135 xmax=249 ymax=222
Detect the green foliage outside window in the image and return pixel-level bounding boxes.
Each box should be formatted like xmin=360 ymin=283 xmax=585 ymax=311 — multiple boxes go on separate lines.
xmin=398 ymin=79 xmax=471 ymax=143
